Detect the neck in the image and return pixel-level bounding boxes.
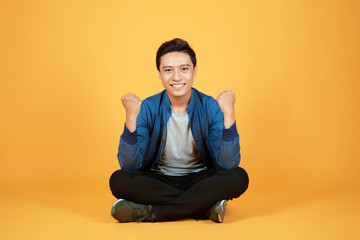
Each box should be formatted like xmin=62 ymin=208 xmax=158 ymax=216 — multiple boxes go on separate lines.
xmin=168 ymin=91 xmax=191 ymax=114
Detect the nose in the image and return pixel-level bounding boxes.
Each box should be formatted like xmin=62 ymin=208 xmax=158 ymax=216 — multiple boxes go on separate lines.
xmin=173 ymin=69 xmax=181 ymax=81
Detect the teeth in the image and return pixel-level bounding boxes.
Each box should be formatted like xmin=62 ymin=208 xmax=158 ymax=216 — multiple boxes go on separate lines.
xmin=172 ymin=84 xmax=185 ymax=88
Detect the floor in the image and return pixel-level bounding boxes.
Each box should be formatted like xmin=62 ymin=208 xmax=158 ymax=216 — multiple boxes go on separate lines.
xmin=1 ymin=185 xmax=359 ymax=240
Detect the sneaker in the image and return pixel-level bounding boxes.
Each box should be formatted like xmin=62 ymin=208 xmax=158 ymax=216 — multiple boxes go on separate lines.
xmin=209 ymin=200 xmax=227 ymax=223
xmin=111 ymin=199 xmax=154 ymax=222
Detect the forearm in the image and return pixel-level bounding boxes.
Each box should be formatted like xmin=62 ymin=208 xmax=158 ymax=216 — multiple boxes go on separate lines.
xmin=117 ymin=125 xmax=140 ymax=171
xmin=118 ymin=140 xmax=141 ymax=171
xmin=219 ymin=136 xmax=241 ymax=169
xmin=118 ymin=109 xmax=150 ymax=171
xmin=218 ymin=121 xmax=240 ymax=169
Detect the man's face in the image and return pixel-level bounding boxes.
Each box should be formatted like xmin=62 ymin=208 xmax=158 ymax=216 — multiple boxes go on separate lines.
xmin=158 ymin=51 xmax=197 ymax=102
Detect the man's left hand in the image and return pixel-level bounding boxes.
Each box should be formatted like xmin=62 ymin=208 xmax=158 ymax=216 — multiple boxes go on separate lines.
xmin=216 ymin=90 xmax=236 ymax=128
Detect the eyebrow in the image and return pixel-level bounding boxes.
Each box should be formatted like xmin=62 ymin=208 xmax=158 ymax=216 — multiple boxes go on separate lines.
xmin=162 ymin=64 xmax=191 ymax=69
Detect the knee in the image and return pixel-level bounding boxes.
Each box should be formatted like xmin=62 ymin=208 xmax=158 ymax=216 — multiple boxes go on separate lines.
xmin=232 ymin=167 xmax=249 ymax=195
xmin=109 ymin=169 xmax=128 ymax=194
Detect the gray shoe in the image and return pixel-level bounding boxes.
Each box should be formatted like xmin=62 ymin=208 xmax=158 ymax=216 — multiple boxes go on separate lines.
xmin=111 ymin=199 xmax=154 ymax=222
xmin=209 ymin=200 xmax=227 ymax=223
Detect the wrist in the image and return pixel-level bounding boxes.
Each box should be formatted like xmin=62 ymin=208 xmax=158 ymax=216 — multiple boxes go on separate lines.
xmin=223 ymin=112 xmax=235 ymax=129
xmin=125 ymin=114 xmax=138 ymax=132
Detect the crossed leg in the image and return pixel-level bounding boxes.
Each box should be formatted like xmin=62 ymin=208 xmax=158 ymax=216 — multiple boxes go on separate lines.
xmin=109 ymin=167 xmax=249 ymax=221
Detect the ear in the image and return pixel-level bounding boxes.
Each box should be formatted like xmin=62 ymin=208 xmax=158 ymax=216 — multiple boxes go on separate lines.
xmin=158 ymin=70 xmax=162 ymax=80
xmin=194 ymin=66 xmax=197 ymax=77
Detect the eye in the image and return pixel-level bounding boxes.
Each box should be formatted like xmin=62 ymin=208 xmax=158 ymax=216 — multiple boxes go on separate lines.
xmin=181 ymin=67 xmax=189 ymax=72
xmin=164 ymin=68 xmax=172 ymax=73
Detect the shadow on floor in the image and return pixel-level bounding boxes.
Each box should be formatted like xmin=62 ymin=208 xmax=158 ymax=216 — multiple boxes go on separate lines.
xmin=229 ymin=186 xmax=334 ymax=223
xmin=3 ymin=183 xmax=334 ymax=224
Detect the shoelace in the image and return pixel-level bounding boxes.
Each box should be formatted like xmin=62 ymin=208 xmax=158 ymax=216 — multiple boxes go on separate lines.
xmin=136 ymin=215 xmax=154 ymax=222
xmin=135 ymin=205 xmax=154 ymax=222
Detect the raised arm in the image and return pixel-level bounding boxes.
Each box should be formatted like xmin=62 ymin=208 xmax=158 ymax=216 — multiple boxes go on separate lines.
xmin=208 ymin=90 xmax=240 ymax=170
xmin=118 ymin=93 xmax=150 ymax=171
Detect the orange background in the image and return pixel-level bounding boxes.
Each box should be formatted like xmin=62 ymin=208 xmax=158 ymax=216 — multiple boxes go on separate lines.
xmin=1 ymin=0 xmax=359 ymax=239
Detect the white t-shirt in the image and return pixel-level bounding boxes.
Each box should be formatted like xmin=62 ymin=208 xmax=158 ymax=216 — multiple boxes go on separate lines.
xmin=152 ymin=107 xmax=207 ymax=176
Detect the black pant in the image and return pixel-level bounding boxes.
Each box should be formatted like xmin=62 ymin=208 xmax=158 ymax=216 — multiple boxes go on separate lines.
xmin=109 ymin=167 xmax=249 ymax=221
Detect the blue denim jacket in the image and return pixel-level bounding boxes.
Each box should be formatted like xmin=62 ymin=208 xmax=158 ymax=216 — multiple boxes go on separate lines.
xmin=118 ymin=88 xmax=240 ymax=172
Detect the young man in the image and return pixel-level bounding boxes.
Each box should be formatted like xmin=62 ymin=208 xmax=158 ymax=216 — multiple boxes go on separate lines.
xmin=109 ymin=38 xmax=249 ymax=223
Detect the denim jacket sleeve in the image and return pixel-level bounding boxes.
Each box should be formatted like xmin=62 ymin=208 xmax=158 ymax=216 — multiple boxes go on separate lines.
xmin=207 ymin=98 xmax=240 ymax=170
xmin=117 ymin=103 xmax=150 ymax=172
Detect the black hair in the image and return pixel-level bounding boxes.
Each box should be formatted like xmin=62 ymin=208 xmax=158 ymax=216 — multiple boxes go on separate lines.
xmin=156 ymin=38 xmax=197 ymax=71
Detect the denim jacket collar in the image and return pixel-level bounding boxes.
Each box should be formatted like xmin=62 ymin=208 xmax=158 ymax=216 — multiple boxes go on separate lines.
xmin=162 ymin=88 xmax=197 ymax=114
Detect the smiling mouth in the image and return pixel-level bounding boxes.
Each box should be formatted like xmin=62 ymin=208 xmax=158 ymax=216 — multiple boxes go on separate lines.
xmin=170 ymin=83 xmax=186 ymax=88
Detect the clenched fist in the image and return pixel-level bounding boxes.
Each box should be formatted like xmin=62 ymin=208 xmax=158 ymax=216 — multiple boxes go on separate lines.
xmin=121 ymin=93 xmax=142 ymax=132
xmin=216 ymin=90 xmax=236 ymax=128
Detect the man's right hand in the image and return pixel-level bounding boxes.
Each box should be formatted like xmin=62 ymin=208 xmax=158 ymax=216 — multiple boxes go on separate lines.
xmin=121 ymin=93 xmax=142 ymax=132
